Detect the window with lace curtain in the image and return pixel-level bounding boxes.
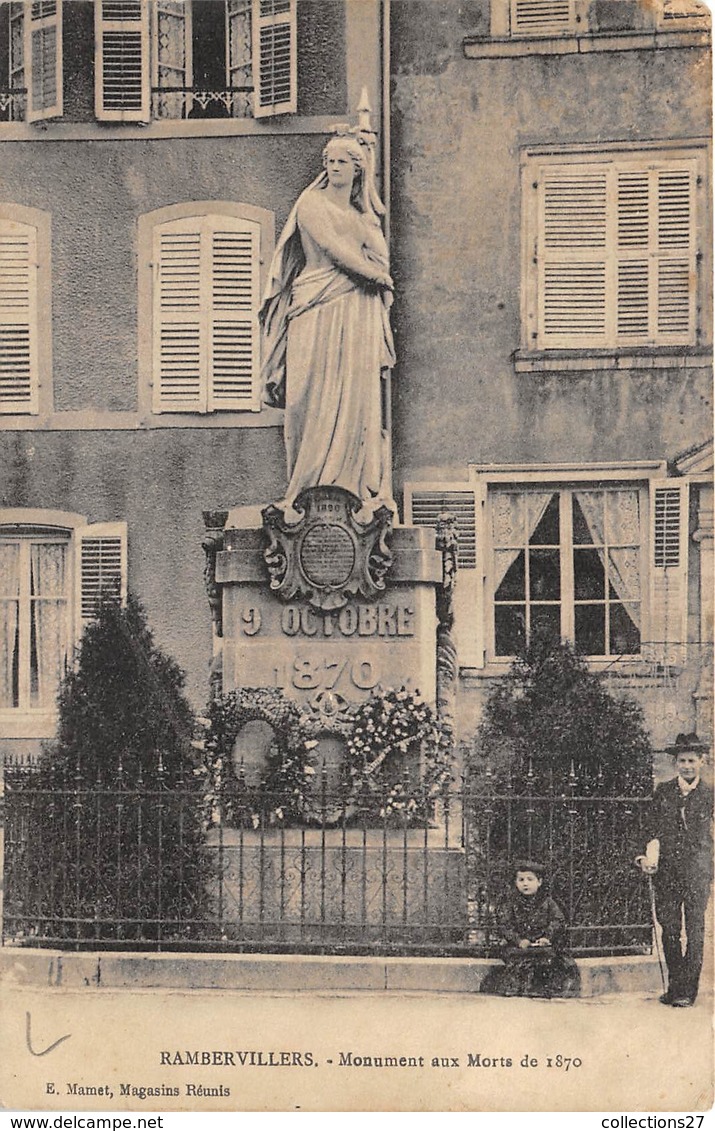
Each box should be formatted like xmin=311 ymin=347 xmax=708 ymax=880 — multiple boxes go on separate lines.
xmin=489 ymin=486 xmax=645 ymax=659
xmin=0 ymin=534 xmax=71 ymax=712
xmin=0 ymin=514 xmax=127 ymax=736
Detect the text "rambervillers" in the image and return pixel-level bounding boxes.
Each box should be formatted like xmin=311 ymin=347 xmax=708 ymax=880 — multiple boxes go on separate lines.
xmin=160 ymin=1050 xmax=315 ymax=1066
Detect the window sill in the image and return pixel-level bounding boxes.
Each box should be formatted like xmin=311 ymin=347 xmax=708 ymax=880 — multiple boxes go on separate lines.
xmin=0 ymin=408 xmax=284 ymax=431
xmin=0 ymin=710 xmax=57 ymax=740
xmin=460 ymin=658 xmax=684 ymax=684
xmin=0 ymin=114 xmax=342 ymax=143
xmin=513 ymin=348 xmax=712 ymax=374
xmin=463 ymin=26 xmax=710 ymax=59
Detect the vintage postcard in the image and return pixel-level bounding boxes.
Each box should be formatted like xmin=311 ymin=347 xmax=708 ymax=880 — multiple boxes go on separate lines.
xmin=0 ymin=0 xmax=712 ymax=1114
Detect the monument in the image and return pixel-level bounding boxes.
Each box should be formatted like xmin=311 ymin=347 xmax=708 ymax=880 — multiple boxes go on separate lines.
xmin=200 ymin=101 xmax=463 ymax=944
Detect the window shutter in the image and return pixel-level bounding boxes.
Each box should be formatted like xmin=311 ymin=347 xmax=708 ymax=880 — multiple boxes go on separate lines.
xmin=655 ymin=165 xmax=694 ymax=342
xmin=616 ymin=162 xmax=695 ymax=346
xmin=537 ymin=166 xmax=608 ymax=348
xmin=251 ymin=0 xmax=296 ymax=118
xmin=24 ymin=0 xmax=63 ymax=122
xmin=153 ymin=213 xmax=261 ymax=414
xmin=76 ymin=522 xmax=127 ymax=628
xmin=153 ymin=217 xmax=204 ymax=413
xmin=511 ymin=0 xmax=576 ymax=36
xmin=406 ymin=485 xmax=483 ymax=668
xmin=648 ymin=479 xmax=689 ymax=667
xmin=0 ymin=219 xmax=39 ymax=415
xmin=95 ymin=0 xmax=150 ymax=122
xmin=209 ymin=222 xmax=261 ymax=410
xmin=154 ymin=0 xmax=191 ymax=120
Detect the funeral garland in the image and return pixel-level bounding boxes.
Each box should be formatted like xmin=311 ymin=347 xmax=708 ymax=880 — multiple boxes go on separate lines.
xmin=346 ymin=686 xmax=455 ymax=821
xmin=197 ymin=688 xmax=318 ymax=828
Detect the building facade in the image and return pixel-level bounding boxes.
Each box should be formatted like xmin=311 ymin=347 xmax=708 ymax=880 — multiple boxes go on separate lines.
xmin=390 ymin=0 xmax=713 ymax=756
xmin=0 ymin=0 xmax=712 ymax=765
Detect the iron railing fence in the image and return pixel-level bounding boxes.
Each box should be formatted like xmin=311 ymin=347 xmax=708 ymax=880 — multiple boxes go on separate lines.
xmin=2 ymin=758 xmax=652 ymax=956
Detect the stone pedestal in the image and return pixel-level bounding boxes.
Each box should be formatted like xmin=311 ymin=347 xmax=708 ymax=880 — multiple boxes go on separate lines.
xmin=216 ymin=507 xmax=441 ymax=708
xmin=207 ymin=827 xmax=467 ymax=945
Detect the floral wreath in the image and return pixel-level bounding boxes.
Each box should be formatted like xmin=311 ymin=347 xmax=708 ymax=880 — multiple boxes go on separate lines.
xmin=197 ymin=688 xmax=318 ymax=828
xmin=346 ymin=686 xmax=455 ymax=822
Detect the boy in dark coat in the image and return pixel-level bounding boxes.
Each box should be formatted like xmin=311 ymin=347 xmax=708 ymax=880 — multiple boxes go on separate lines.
xmin=637 ymin=733 xmax=713 ymax=1007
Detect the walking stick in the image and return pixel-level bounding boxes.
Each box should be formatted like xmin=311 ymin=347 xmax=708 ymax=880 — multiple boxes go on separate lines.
xmin=647 ymin=872 xmax=667 ymax=995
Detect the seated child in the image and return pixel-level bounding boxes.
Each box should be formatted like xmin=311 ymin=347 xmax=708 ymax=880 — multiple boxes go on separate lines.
xmin=480 ymin=861 xmax=580 ymax=999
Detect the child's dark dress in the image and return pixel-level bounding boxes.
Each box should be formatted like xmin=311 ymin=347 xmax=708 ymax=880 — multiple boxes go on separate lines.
xmin=480 ymin=890 xmax=581 ymax=999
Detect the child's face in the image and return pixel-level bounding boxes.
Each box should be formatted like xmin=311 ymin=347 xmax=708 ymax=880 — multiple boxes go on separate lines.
xmin=515 ymin=870 xmax=542 ymax=896
xmin=675 ymin=752 xmax=704 ymax=782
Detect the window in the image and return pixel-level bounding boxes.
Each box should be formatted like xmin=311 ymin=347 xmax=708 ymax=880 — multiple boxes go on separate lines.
xmin=138 ymin=202 xmax=273 ymax=416
xmin=97 ymin=0 xmax=296 ymax=122
xmin=490 ymin=487 xmax=644 ymax=659
xmin=522 ymin=147 xmax=704 ymax=352
xmin=406 ymin=468 xmax=690 ymax=672
xmin=0 ymin=1 xmax=63 ymax=123
xmin=1 ymin=0 xmax=296 ymax=123
xmin=0 ymin=512 xmax=127 ymax=735
xmin=0 ymin=205 xmax=51 ymax=416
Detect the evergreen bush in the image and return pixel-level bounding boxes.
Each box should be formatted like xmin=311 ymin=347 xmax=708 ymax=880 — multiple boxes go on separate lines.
xmin=475 ymin=632 xmax=653 ymax=790
xmin=17 ymin=596 xmax=207 ymax=944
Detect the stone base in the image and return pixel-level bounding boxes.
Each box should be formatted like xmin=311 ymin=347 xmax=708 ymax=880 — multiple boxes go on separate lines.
xmin=207 ymin=828 xmax=467 ymax=945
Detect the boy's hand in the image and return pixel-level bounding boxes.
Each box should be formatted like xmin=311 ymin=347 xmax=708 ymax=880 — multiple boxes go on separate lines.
xmin=518 ymin=939 xmax=530 ymax=949
xmin=635 ymin=854 xmax=657 ymax=875
xmin=534 ymin=937 xmax=551 ymax=946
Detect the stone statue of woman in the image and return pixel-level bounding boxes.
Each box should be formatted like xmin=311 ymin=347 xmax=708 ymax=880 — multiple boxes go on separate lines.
xmin=259 ymin=133 xmax=396 ymax=514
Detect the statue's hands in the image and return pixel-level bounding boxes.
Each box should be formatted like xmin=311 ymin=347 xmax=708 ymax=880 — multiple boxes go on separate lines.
xmin=371 ymin=270 xmax=393 ymax=290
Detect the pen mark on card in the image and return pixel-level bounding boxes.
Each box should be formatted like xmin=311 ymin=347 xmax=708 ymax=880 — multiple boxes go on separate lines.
xmin=26 ymin=1012 xmax=71 ymax=1057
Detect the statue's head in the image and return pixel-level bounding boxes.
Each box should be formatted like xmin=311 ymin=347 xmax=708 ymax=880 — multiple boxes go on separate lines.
xmin=322 ymin=136 xmax=369 ymax=210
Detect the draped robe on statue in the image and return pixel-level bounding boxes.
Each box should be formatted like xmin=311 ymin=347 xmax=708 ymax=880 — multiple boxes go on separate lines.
xmin=260 ymin=183 xmax=395 ymax=509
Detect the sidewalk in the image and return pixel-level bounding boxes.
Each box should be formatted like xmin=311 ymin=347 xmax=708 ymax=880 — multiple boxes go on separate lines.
xmin=0 ymin=945 xmax=662 ymax=997
xmin=0 ymin=978 xmax=712 ymax=1112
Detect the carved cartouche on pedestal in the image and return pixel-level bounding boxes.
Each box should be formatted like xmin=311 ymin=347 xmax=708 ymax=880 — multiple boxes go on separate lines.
xmin=262 ymin=486 xmax=393 ymax=611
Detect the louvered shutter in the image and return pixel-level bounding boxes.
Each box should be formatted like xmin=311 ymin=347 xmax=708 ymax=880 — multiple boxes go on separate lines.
xmin=153 ymin=0 xmax=191 ymax=120
xmin=537 ymin=165 xmax=608 ymax=348
xmin=648 ymin=479 xmax=689 ymax=667
xmin=209 ymin=222 xmax=260 ymax=409
xmin=76 ymin=522 xmax=127 ymax=629
xmin=24 ymin=0 xmax=63 ymax=121
xmin=406 ymin=485 xmax=484 ymax=668
xmin=511 ymin=0 xmax=576 ymax=36
xmin=0 ymin=219 xmax=39 ymax=414
xmin=153 ymin=216 xmax=204 ymax=412
xmin=616 ymin=161 xmax=695 ymax=346
xmin=251 ymin=0 xmax=296 ymax=118
xmin=95 ymin=0 xmax=150 ymax=122
xmin=154 ymin=214 xmax=261 ymax=414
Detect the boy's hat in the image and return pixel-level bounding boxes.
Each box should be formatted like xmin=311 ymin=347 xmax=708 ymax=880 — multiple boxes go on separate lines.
xmin=513 ymin=859 xmax=546 ymax=878
xmin=665 ymin=732 xmax=709 ymax=756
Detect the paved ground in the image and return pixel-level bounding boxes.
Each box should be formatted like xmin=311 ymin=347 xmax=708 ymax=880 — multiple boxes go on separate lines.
xmin=1 ymin=983 xmax=712 ymax=1113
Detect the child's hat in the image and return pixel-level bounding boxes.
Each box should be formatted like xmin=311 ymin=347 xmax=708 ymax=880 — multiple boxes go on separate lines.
xmin=665 ymin=732 xmax=709 ymax=756
xmin=513 ymin=859 xmax=547 ymax=878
